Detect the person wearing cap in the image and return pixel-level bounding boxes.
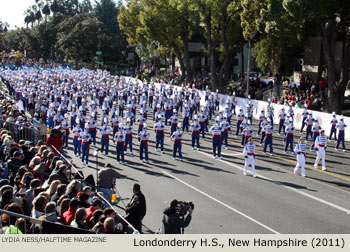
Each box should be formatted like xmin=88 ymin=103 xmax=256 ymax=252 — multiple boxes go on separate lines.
xmin=136 ymin=115 xmax=147 ymax=134
xmin=278 ymin=108 xmax=287 ymax=135
xmin=257 ymin=110 xmax=266 ymax=136
xmin=263 ymin=119 xmax=274 ymax=155
xmin=154 ymin=117 xmax=166 ymax=153
xmin=99 ymin=120 xmax=111 ymax=156
xmin=300 ymin=106 xmax=308 ymax=133
xmin=243 ymin=137 xmax=256 ymax=177
xmin=294 ymin=137 xmax=306 ymax=177
xmin=246 ymin=102 xmax=254 ymax=124
xmin=114 ymin=125 xmax=126 ymax=164
xmin=287 ymin=104 xmax=294 ymax=120
xmin=223 ymin=105 xmax=232 ymax=125
xmin=266 ymin=102 xmax=274 ymax=125
xmin=79 ymin=125 xmax=91 ymax=165
xmin=220 ymin=117 xmax=230 ymax=150
xmin=88 ymin=114 xmax=98 ymax=146
xmin=124 ymin=119 xmax=134 ymax=155
xmin=118 ymin=98 xmax=125 ymax=118
xmin=171 ymin=124 xmax=184 ymax=161
xmin=124 ymin=105 xmax=134 ymax=125
xmin=60 ymin=114 xmax=71 ymax=148
xmin=190 ymin=116 xmax=201 ymax=150
xmin=72 ymin=122 xmax=82 ymax=157
xmin=329 ymin=112 xmax=338 ymax=142
xmin=164 ymin=99 xmax=172 ymax=125
xmin=137 ymin=124 xmax=150 ymax=162
xmin=310 ymin=119 xmax=322 ymax=150
xmin=314 ymin=130 xmax=327 ymax=171
xmin=335 ymin=116 xmax=347 ymax=152
xmin=153 ymin=103 xmax=160 ymax=121
xmin=209 ymin=119 xmax=223 ymax=159
xmin=305 ymin=113 xmax=314 ymax=142
xmin=77 ymin=111 xmax=86 ymax=130
xmin=47 ymin=107 xmax=56 ymax=129
xmin=198 ymin=110 xmax=207 ymax=139
xmin=70 ymin=107 xmax=78 ymax=130
xmin=235 ymin=108 xmax=244 ymax=137
xmin=242 ymin=121 xmax=254 ymax=146
xmin=140 ymin=103 xmax=149 ymax=119
xmin=54 ymin=111 xmax=64 ymax=126
xmin=214 ymin=89 xmax=220 ymax=111
xmin=259 ymin=119 xmax=268 ymax=146
xmin=182 ymin=107 xmax=190 ymax=132
xmin=111 ymin=112 xmax=121 ymax=136
xmin=169 ymin=109 xmax=179 ymax=136
xmin=284 ymin=119 xmax=295 ymax=154
xmin=240 ymin=116 xmax=249 ymax=146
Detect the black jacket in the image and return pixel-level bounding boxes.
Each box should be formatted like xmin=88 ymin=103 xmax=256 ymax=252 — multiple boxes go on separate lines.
xmin=162 ymin=207 xmax=191 ymax=234
xmin=125 ymin=191 xmax=146 ymax=221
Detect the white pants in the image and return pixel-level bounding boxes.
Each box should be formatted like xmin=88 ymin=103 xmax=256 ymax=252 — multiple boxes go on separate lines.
xmin=244 ymin=156 xmax=256 ymax=176
xmin=294 ymin=154 xmax=305 ymax=176
xmin=314 ymin=147 xmax=326 ymax=169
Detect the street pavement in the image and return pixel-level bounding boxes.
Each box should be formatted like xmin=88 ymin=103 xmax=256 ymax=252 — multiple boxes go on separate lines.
xmin=62 ymin=109 xmax=350 ymax=234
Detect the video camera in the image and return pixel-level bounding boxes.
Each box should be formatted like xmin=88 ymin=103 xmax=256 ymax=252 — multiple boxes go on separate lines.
xmin=175 ymin=201 xmax=194 ymax=216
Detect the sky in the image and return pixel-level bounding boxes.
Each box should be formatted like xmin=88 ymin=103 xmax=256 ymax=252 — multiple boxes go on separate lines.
xmin=0 ymin=0 xmax=38 ymax=29
xmin=0 ymin=0 xmax=124 ymax=30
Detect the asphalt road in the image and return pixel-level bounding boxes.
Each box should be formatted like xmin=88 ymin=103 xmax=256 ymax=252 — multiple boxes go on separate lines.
xmin=63 ymin=109 xmax=350 ymax=234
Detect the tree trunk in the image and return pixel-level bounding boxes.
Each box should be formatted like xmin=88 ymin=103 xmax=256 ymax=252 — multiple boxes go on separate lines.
xmin=172 ymin=43 xmax=186 ymax=82
xmin=205 ymin=10 xmax=217 ymax=91
xmin=320 ymin=21 xmax=347 ymax=114
xmin=218 ymin=1 xmax=232 ymax=92
xmin=181 ymin=31 xmax=192 ymax=84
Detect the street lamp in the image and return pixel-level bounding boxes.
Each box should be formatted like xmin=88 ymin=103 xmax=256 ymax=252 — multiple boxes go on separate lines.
xmin=98 ymin=27 xmax=101 ymax=69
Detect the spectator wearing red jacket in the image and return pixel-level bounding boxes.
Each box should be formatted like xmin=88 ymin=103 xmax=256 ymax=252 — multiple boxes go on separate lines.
xmin=46 ymin=130 xmax=63 ymax=154
xmin=61 ymin=199 xmax=79 ymax=225
xmin=86 ymin=199 xmax=104 ymax=222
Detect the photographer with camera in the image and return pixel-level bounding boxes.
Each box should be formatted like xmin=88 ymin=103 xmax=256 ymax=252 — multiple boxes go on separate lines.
xmin=162 ymin=199 xmax=193 ymax=234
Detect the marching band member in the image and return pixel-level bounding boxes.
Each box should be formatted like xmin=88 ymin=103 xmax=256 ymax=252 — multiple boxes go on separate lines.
xmin=294 ymin=137 xmax=307 ymax=177
xmin=314 ymin=130 xmax=327 ymax=171
xmin=243 ymin=138 xmax=256 ymax=177
xmin=335 ymin=116 xmax=347 ymax=152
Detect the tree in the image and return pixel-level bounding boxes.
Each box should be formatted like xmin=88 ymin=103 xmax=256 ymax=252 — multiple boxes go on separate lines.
xmin=56 ymin=14 xmax=110 ymax=68
xmin=194 ymin=0 xmax=242 ymax=91
xmin=42 ymin=3 xmax=51 ymax=23
xmin=95 ymin=0 xmax=127 ymax=63
xmin=240 ymin=0 xmax=301 ymax=75
xmin=282 ymin=0 xmax=350 ymax=113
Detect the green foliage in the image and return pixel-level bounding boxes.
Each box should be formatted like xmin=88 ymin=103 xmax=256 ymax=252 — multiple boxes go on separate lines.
xmin=240 ymin=0 xmax=302 ymax=74
xmin=56 ymin=14 xmax=110 ymax=64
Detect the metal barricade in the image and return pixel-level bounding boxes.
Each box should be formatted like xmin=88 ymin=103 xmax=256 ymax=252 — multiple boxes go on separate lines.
xmin=1 ymin=120 xmax=47 ymax=144
xmin=51 ymin=146 xmax=83 ymax=182
xmin=96 ymin=192 xmax=139 ymax=234
xmin=0 ymin=209 xmax=42 ymax=234
xmin=262 ymin=83 xmax=282 ymax=101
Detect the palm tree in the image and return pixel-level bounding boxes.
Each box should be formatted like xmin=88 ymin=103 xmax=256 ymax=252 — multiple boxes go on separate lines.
xmin=24 ymin=15 xmax=31 ymax=28
xmin=30 ymin=12 xmax=36 ymax=28
xmin=42 ymin=3 xmax=51 ymax=22
xmin=35 ymin=10 xmax=43 ymax=24
xmin=50 ymin=0 xmax=60 ymax=16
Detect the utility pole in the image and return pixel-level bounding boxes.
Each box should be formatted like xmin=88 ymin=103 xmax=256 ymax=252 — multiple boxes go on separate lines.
xmin=245 ymin=39 xmax=251 ymax=98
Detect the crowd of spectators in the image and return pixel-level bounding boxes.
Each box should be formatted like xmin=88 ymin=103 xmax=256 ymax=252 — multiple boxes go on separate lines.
xmin=0 ymin=126 xmax=127 ymax=234
xmin=231 ymin=74 xmax=328 ymax=111
xmin=0 ymin=88 xmax=129 ymax=234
